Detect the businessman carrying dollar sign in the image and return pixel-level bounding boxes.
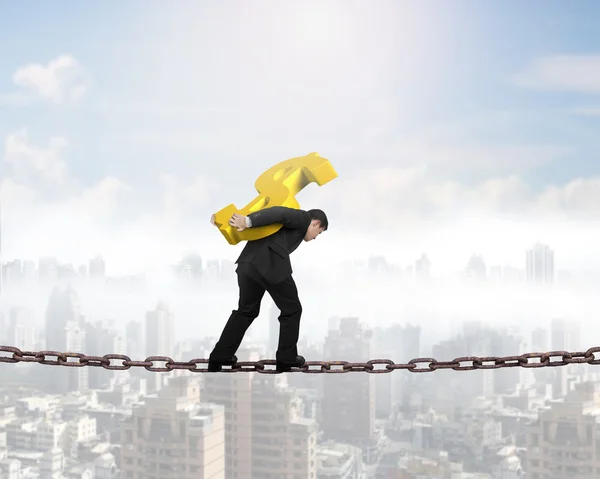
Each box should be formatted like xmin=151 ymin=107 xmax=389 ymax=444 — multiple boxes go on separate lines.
xmin=208 ymin=206 xmax=328 ymax=372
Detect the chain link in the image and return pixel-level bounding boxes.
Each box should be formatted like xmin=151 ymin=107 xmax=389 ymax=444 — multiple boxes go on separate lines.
xmin=2 ymin=345 xmax=600 ymax=373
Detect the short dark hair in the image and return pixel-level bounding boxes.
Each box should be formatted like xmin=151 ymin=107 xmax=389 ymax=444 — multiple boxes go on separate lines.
xmin=308 ymin=208 xmax=328 ymax=231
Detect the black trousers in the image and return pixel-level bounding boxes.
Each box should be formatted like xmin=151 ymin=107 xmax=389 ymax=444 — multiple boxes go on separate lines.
xmin=209 ymin=262 xmax=302 ymax=363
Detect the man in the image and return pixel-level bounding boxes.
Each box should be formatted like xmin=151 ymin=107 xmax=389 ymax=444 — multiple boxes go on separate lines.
xmin=208 ymin=206 xmax=328 ymax=372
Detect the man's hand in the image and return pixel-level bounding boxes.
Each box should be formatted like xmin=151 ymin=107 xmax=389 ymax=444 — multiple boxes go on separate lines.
xmin=228 ymin=212 xmax=247 ymax=231
xmin=210 ymin=214 xmax=217 ymax=226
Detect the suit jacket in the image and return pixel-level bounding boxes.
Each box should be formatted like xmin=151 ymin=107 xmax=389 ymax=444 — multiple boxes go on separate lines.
xmin=235 ymin=206 xmax=311 ymax=284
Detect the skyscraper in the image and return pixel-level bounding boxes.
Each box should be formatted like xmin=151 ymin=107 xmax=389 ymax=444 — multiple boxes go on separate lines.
xmin=120 ymin=376 xmax=225 ymax=479
xmin=466 ymin=254 xmax=487 ymax=279
xmin=8 ymin=307 xmax=36 ymax=351
xmin=202 ymin=347 xmax=317 ymax=479
xmin=526 ymin=243 xmax=554 ymax=284
xmin=44 ymin=286 xmax=88 ymax=393
xmin=322 ymin=317 xmax=377 ymax=460
xmin=526 ymin=381 xmax=600 ymax=478
xmin=145 ymin=302 xmax=175 ymax=358
xmin=85 ymin=320 xmax=125 ymax=389
xmin=88 ymin=255 xmax=106 ymax=278
xmin=145 ymin=302 xmax=176 ymax=392
xmin=415 ymin=254 xmax=431 ymax=279
xmin=202 ymin=348 xmax=254 ymax=478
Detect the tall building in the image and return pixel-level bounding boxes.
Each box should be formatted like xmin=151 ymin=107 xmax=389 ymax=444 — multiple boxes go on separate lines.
xmin=202 ymin=347 xmax=317 ymax=479
xmin=415 ymin=254 xmax=431 ymax=279
xmin=367 ymin=255 xmax=388 ymax=273
xmin=372 ymin=323 xmax=420 ymax=419
xmin=526 ymin=381 xmax=600 ymax=479
xmin=88 ymin=256 xmax=106 ymax=278
xmin=45 ymin=286 xmax=82 ymax=347
xmin=431 ymin=327 xmax=497 ymax=416
xmin=322 ymin=317 xmax=377 ymax=459
xmin=526 ymin=243 xmax=554 ymax=284
xmin=120 ymin=376 xmax=225 ymax=479
xmin=550 ymin=318 xmax=581 ymax=399
xmin=205 ymin=260 xmax=220 ymax=277
xmin=7 ymin=307 xmax=36 ymax=351
xmin=145 ymin=302 xmax=175 ymax=358
xmin=550 ymin=318 xmax=580 ymax=351
xmin=531 ymin=327 xmax=548 ymax=351
xmin=177 ymin=253 xmax=203 ymax=280
xmin=38 ymin=257 xmax=59 ymax=282
xmin=44 ymin=286 xmax=88 ymax=393
xmin=145 ymin=302 xmax=175 ymax=392
xmin=85 ymin=320 xmax=125 ymax=389
xmin=202 ymin=348 xmax=254 ymax=478
xmin=126 ymin=320 xmax=144 ymax=360
xmin=492 ymin=329 xmax=533 ymax=394
xmin=466 ymin=254 xmax=486 ymax=279
xmin=251 ymin=375 xmax=317 ymax=478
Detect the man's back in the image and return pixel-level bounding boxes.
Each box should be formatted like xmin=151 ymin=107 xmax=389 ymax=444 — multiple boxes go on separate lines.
xmin=236 ymin=223 xmax=306 ymax=284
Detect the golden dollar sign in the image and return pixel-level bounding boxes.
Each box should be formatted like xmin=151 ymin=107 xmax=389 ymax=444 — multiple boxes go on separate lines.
xmin=214 ymin=152 xmax=338 ymax=245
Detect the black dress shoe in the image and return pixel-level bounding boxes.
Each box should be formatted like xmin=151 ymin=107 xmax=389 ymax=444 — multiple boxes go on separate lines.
xmin=276 ymin=355 xmax=305 ymax=372
xmin=207 ymin=355 xmax=238 ymax=372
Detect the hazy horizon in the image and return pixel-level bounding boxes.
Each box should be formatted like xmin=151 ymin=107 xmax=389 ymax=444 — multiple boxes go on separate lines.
xmin=2 ymin=269 xmax=599 ymax=354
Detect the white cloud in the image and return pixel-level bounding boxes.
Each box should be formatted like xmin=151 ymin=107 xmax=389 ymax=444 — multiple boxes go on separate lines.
xmin=3 ymin=129 xmax=69 ymax=185
xmin=129 ymin=128 xmax=570 ymax=179
xmin=292 ymin=167 xmax=600 ymax=274
xmin=511 ymin=54 xmax=600 ymax=93
xmin=160 ymin=174 xmax=220 ymax=223
xmin=304 ymin=166 xmax=600 ymax=227
xmin=62 ymin=177 xmax=132 ymax=219
xmin=0 ymin=129 xmax=224 ymax=271
xmin=1 ymin=130 xmax=131 ymax=258
xmin=2 ymin=130 xmax=131 ymax=215
xmin=0 ymin=177 xmax=39 ymax=206
xmin=10 ymin=55 xmax=89 ymax=104
xmin=2 ymin=135 xmax=599 ymax=274
xmin=534 ymin=177 xmax=600 ymax=214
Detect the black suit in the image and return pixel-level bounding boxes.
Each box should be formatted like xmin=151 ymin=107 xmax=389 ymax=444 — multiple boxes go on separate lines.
xmin=209 ymin=206 xmax=311 ymax=364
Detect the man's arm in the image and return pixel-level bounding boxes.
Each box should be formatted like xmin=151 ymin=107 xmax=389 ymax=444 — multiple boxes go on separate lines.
xmin=246 ymin=206 xmax=310 ymax=230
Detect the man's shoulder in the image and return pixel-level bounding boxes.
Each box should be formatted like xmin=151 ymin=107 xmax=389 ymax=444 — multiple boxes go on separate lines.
xmin=252 ymin=205 xmax=310 ymax=221
xmin=263 ymin=205 xmax=308 ymax=213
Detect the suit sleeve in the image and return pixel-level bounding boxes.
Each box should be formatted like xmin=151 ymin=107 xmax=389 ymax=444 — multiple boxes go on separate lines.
xmin=247 ymin=206 xmax=310 ymax=230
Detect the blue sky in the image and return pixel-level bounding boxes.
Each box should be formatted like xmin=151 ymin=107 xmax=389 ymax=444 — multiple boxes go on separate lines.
xmin=1 ymin=0 xmax=600 ymax=272
xmin=1 ymin=1 xmax=599 ymax=181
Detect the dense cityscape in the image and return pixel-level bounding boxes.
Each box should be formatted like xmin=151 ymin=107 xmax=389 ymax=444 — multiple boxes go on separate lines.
xmin=0 ymin=240 xmax=596 ymax=478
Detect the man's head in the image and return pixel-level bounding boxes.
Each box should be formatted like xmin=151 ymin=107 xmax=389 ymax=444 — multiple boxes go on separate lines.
xmin=304 ymin=209 xmax=328 ymax=242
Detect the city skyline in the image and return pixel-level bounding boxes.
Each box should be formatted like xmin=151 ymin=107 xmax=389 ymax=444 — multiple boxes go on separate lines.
xmin=0 ymin=197 xmax=585 ymax=278
xmin=0 ymin=240 xmax=589 ymax=279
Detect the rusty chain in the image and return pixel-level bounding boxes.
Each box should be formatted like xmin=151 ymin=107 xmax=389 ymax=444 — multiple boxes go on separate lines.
xmin=2 ymin=345 xmax=600 ymax=374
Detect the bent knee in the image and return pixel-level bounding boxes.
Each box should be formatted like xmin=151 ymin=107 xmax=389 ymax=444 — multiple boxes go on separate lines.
xmin=237 ymin=306 xmax=261 ymax=317
xmin=282 ymin=302 xmax=302 ymax=316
